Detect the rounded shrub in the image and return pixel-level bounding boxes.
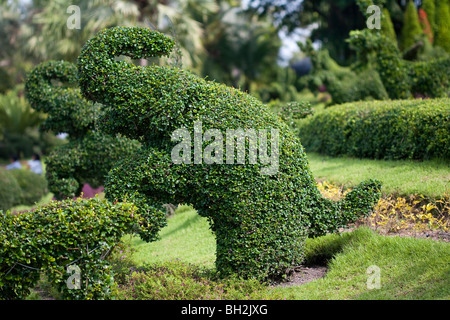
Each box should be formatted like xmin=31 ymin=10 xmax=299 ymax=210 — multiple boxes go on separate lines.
xmin=0 ymin=197 xmax=140 ymax=300
xmin=25 ymin=60 xmax=140 ymax=199
xmin=298 ymin=98 xmax=450 ymax=160
xmin=8 ymin=169 xmax=47 ymax=206
xmin=77 ymin=26 xmax=382 ymax=280
xmin=0 ymin=168 xmax=22 ymax=211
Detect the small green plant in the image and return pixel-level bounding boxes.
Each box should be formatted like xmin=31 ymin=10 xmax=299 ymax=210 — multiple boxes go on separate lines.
xmin=115 ymin=259 xmax=286 ymax=300
xmin=0 ymin=197 xmax=141 ymax=300
xmin=108 ymin=240 xmax=139 ymax=285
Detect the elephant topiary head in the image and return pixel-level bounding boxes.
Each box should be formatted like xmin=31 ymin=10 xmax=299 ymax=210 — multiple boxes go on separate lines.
xmin=25 ymin=60 xmax=140 ymax=199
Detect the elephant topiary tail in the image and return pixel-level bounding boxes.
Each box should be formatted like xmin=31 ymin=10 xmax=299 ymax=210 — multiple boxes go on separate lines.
xmin=307 ymin=179 xmax=382 ymax=237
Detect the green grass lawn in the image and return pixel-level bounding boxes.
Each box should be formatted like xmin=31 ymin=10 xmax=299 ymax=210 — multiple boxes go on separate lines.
xmin=12 ymin=150 xmax=449 ymax=300
xmin=127 ymin=205 xmax=216 ymax=268
xmin=275 ymin=227 xmax=450 ymax=300
xmin=306 ymin=152 xmax=449 ymax=199
xmin=127 ymin=206 xmax=450 ymax=300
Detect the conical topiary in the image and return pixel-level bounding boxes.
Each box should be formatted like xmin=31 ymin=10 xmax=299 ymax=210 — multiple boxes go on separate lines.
xmin=421 ymin=0 xmax=436 ymax=35
xmin=381 ymin=8 xmax=397 ymax=44
xmin=400 ymin=0 xmax=424 ymax=51
xmin=434 ymin=0 xmax=450 ymax=53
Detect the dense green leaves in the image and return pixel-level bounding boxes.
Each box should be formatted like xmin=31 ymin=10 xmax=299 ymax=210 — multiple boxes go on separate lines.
xmin=0 ymin=197 xmax=140 ymax=300
xmin=347 ymin=29 xmax=449 ymax=99
xmin=8 ymin=169 xmax=47 ymax=206
xmin=78 ymin=26 xmax=382 ymax=281
xmin=25 ymin=60 xmax=140 ymax=199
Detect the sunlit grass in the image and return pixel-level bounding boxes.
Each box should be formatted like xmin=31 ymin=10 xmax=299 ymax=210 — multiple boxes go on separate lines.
xmin=128 ymin=208 xmax=450 ymax=300
xmin=273 ymin=227 xmax=450 ymax=300
xmin=127 ymin=205 xmax=216 ymax=269
xmin=307 ymin=152 xmax=449 ymax=199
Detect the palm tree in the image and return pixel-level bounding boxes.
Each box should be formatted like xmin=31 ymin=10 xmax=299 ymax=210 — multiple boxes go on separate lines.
xmin=22 ymin=0 xmax=140 ymax=62
xmin=21 ymin=0 xmax=218 ymax=69
xmin=0 ymin=86 xmax=45 ymax=158
xmin=202 ymin=5 xmax=281 ymax=93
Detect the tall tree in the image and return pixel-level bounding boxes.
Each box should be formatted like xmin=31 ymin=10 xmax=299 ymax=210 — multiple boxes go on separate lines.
xmin=434 ymin=0 xmax=450 ymax=53
xmin=246 ymin=0 xmax=400 ymax=65
xmin=399 ymin=0 xmax=423 ymax=51
xmin=381 ymin=8 xmax=398 ymax=43
xmin=421 ymin=0 xmax=436 ymax=35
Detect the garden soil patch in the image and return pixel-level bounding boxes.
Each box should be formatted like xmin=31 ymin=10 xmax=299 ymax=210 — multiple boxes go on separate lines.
xmin=276 ymin=265 xmax=328 ymax=288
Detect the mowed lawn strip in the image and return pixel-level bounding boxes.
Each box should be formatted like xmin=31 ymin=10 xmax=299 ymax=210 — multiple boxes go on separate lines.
xmin=306 ymin=152 xmax=449 ymax=199
xmin=127 ymin=207 xmax=450 ymax=300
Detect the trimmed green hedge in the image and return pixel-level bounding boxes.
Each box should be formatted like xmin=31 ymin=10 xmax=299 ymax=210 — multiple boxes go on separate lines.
xmin=298 ymin=98 xmax=450 ymax=160
xmin=77 ymin=26 xmax=382 ymax=280
xmin=0 ymin=197 xmax=140 ymax=300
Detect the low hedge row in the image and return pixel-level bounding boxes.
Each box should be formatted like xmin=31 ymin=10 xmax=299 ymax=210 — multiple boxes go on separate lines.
xmin=297 ymin=98 xmax=450 ymax=160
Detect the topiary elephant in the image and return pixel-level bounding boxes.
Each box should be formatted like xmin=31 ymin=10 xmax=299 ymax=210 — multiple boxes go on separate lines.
xmin=25 ymin=60 xmax=140 ymax=199
xmin=78 ymin=26 xmax=382 ymax=280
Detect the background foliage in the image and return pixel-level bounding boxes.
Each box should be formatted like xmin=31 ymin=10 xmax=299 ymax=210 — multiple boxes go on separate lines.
xmin=25 ymin=60 xmax=140 ymax=199
xmin=0 ymin=0 xmax=449 ymax=301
